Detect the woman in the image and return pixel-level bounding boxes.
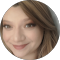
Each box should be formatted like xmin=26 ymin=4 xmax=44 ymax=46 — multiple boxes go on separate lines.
xmin=1 ymin=1 xmax=59 ymax=60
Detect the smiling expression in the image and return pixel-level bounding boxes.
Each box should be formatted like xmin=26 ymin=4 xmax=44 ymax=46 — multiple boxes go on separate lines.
xmin=2 ymin=6 xmax=44 ymax=59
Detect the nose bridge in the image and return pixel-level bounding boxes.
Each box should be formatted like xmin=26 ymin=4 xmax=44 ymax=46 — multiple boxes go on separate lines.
xmin=13 ymin=27 xmax=25 ymax=42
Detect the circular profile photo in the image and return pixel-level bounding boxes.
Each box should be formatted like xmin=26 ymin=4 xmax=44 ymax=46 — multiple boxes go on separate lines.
xmin=0 ymin=0 xmax=59 ymax=60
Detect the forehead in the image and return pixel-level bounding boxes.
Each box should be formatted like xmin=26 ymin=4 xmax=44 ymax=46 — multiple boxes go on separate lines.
xmin=3 ymin=6 xmax=29 ymax=23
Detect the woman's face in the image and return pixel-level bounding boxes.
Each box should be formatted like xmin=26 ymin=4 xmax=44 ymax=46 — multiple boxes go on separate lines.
xmin=3 ymin=6 xmax=44 ymax=59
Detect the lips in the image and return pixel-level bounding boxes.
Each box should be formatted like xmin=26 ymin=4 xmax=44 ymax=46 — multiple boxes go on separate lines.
xmin=13 ymin=44 xmax=28 ymax=50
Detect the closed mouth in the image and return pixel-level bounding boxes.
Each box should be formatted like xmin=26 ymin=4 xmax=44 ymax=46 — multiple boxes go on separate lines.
xmin=13 ymin=44 xmax=28 ymax=50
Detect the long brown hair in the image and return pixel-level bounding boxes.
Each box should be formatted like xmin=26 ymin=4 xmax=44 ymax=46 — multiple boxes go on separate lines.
xmin=1 ymin=0 xmax=59 ymax=59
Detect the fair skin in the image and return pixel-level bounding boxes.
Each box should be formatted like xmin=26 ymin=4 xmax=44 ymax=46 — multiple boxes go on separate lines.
xmin=3 ymin=6 xmax=44 ymax=60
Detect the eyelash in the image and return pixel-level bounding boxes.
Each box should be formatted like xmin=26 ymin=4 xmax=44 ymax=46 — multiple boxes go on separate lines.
xmin=3 ymin=23 xmax=36 ymax=29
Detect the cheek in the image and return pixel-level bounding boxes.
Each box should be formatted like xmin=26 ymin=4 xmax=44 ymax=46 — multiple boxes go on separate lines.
xmin=25 ymin=28 xmax=44 ymax=44
xmin=3 ymin=29 xmax=11 ymax=42
xmin=25 ymin=27 xmax=44 ymax=51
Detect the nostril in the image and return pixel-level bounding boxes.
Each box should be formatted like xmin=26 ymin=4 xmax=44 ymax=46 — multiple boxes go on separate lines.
xmin=13 ymin=33 xmax=26 ymax=43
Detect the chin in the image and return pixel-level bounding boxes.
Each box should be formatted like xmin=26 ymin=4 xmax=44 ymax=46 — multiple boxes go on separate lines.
xmin=14 ymin=53 xmax=23 ymax=58
xmin=13 ymin=51 xmax=26 ymax=59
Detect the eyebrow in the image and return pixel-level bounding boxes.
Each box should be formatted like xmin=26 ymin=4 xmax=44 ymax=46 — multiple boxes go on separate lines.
xmin=2 ymin=18 xmax=31 ymax=23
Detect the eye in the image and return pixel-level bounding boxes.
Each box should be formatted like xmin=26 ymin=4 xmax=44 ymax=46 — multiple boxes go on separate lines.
xmin=3 ymin=24 xmax=11 ymax=29
xmin=25 ymin=23 xmax=36 ymax=28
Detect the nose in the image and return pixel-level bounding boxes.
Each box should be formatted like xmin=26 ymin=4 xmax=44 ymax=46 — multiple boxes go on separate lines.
xmin=13 ymin=28 xmax=26 ymax=43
